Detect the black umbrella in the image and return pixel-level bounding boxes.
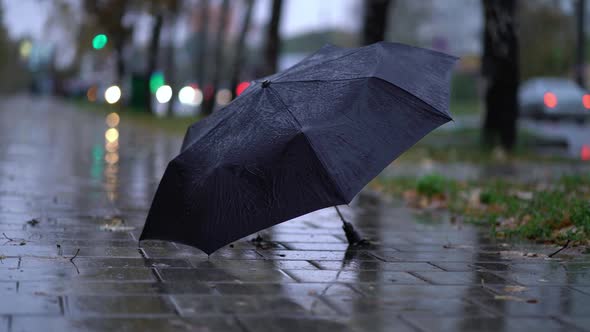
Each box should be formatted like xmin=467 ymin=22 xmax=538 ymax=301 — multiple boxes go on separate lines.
xmin=140 ymin=42 xmax=457 ymax=254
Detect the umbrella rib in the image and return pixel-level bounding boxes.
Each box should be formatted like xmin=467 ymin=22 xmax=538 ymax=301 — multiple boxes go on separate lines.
xmin=272 ymin=77 xmax=453 ymax=122
xmin=266 ymin=87 xmax=349 ymax=204
xmin=272 ymin=47 xmax=365 ymax=83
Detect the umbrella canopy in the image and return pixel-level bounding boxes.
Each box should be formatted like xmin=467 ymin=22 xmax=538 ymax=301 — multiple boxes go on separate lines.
xmin=140 ymin=42 xmax=458 ymax=254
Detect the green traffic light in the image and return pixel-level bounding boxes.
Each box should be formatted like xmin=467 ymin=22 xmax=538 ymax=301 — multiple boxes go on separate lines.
xmin=150 ymin=72 xmax=165 ymax=94
xmin=92 ymin=34 xmax=108 ymax=50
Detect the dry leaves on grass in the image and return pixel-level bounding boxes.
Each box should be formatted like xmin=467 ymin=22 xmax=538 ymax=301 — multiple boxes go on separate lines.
xmin=402 ymin=190 xmax=448 ymax=210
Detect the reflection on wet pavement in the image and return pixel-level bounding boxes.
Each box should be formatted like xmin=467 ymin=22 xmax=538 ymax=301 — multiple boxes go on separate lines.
xmin=0 ymin=96 xmax=589 ymax=331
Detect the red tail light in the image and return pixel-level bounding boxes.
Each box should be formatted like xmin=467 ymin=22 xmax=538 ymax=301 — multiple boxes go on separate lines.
xmin=583 ymin=94 xmax=590 ymax=109
xmin=236 ymin=82 xmax=250 ymax=96
xmin=581 ymin=145 xmax=590 ymax=161
xmin=543 ymin=92 xmax=557 ymax=108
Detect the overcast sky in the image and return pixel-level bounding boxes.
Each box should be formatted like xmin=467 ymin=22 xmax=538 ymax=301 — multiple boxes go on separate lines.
xmin=2 ymin=0 xmax=360 ymax=41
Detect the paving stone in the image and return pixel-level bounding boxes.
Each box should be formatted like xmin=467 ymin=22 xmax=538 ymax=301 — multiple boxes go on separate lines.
xmin=0 ymin=267 xmax=155 ymax=282
xmin=430 ymin=262 xmax=510 ymax=272
xmin=260 ymin=234 xmax=344 ymax=243
xmin=158 ymin=267 xmax=294 ymax=283
xmin=213 ymin=282 xmax=360 ymax=298
xmin=20 ymin=257 xmax=192 ymax=269
xmin=412 ymin=271 xmax=512 ymax=285
xmin=346 ymin=314 xmax=417 ymax=332
xmin=493 ymin=270 xmax=590 ymax=286
xmin=143 ymin=247 xmax=262 ymax=260
xmin=0 ymin=258 xmax=19 ymax=269
xmin=19 ymin=281 xmax=213 ymax=296
xmin=186 ymin=258 xmax=318 ymax=270
xmin=281 ymin=243 xmax=357 ymax=251
xmin=558 ymin=317 xmax=590 ymax=332
xmin=284 ymin=270 xmax=426 ymax=284
xmin=371 ymin=250 xmax=507 ymax=263
xmin=573 ymin=286 xmax=590 ymax=295
xmin=472 ymin=287 xmax=590 ymax=317
xmin=326 ymin=296 xmax=495 ymax=317
xmin=0 ymin=317 xmax=7 ymax=332
xmin=2 ymin=97 xmax=589 ymax=331
xmin=65 ymin=295 xmax=176 ymax=317
xmin=11 ymin=317 xmax=243 ymax=332
xmin=238 ymin=316 xmax=354 ymax=332
xmin=257 ymin=250 xmax=377 ymax=261
xmin=403 ymin=316 xmax=567 ymax=332
xmin=172 ymin=294 xmax=337 ymax=316
xmin=352 ymin=284 xmax=494 ymax=299
xmin=0 ymin=295 xmax=61 ymax=314
xmin=313 ymin=261 xmax=442 ymax=272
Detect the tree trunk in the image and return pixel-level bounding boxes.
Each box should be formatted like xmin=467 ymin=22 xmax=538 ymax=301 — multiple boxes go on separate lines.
xmin=202 ymin=0 xmax=230 ymax=115
xmin=230 ymin=0 xmax=255 ymax=98
xmin=195 ymin=0 xmax=210 ymax=91
xmin=576 ymin=0 xmax=586 ymax=88
xmin=145 ymin=12 xmax=164 ymax=113
xmin=261 ymin=0 xmax=283 ymax=76
xmin=165 ymin=15 xmax=177 ymax=116
xmin=362 ymin=0 xmax=393 ymax=45
xmin=114 ymin=37 xmax=125 ymax=86
xmin=481 ymin=0 xmax=519 ymax=151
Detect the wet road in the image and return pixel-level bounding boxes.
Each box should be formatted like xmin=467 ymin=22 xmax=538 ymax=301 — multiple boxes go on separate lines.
xmin=0 ymin=96 xmax=589 ymax=331
xmin=521 ymin=120 xmax=590 ymax=160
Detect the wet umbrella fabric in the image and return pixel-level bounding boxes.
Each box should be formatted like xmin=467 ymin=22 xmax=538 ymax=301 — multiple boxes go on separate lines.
xmin=140 ymin=42 xmax=458 ymax=254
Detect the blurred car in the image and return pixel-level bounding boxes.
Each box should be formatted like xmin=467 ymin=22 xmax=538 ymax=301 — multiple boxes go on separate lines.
xmin=519 ymin=78 xmax=590 ymax=123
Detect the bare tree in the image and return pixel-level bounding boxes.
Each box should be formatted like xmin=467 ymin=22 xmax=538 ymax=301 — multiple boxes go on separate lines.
xmin=195 ymin=0 xmax=210 ymax=90
xmin=362 ymin=0 xmax=393 ymax=45
xmin=164 ymin=2 xmax=180 ymax=116
xmin=230 ymin=0 xmax=255 ymax=98
xmin=576 ymin=0 xmax=586 ymax=88
xmin=261 ymin=0 xmax=283 ymax=76
xmin=146 ymin=10 xmax=164 ymax=113
xmin=202 ymin=0 xmax=231 ymax=115
xmin=83 ymin=0 xmax=132 ymax=85
xmin=481 ymin=0 xmax=519 ymax=150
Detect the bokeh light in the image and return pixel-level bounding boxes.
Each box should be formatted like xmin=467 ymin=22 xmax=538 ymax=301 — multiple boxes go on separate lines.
xmin=105 ymin=141 xmax=119 ymax=153
xmin=105 ymin=128 xmax=119 ymax=143
xmin=104 ymin=85 xmax=121 ymax=104
xmin=150 ymin=72 xmax=165 ymax=94
xmin=156 ymin=85 xmax=173 ymax=104
xmin=92 ymin=34 xmax=108 ymax=50
xmin=216 ymin=89 xmax=232 ymax=106
xmin=178 ymin=86 xmax=196 ymax=105
xmin=236 ymin=81 xmax=250 ymax=96
xmin=87 ymin=86 xmax=98 ymax=102
xmin=204 ymin=85 xmax=214 ymax=101
xmin=582 ymin=145 xmax=590 ymax=161
xmin=19 ymin=40 xmax=32 ymax=59
xmin=105 ymin=112 xmax=120 ymax=127
xmin=543 ymin=92 xmax=557 ymax=108
xmin=105 ymin=152 xmax=119 ymax=164
xmin=583 ymin=94 xmax=590 ymax=109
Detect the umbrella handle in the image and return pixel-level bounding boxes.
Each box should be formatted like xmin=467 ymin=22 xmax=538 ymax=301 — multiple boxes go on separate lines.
xmin=334 ymin=206 xmax=367 ymax=245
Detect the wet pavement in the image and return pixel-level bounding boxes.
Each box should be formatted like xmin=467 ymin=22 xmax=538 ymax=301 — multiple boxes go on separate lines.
xmin=0 ymin=95 xmax=589 ymax=331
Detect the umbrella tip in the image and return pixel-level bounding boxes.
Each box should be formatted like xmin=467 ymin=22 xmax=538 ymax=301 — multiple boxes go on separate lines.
xmin=262 ymin=80 xmax=271 ymax=88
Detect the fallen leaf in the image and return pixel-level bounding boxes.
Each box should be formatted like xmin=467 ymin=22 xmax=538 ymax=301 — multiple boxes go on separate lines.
xmin=504 ymin=285 xmax=527 ymax=293
xmin=100 ymin=218 xmax=135 ymax=232
xmin=494 ymin=295 xmax=526 ymax=302
xmin=499 ymin=251 xmax=547 ymax=259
